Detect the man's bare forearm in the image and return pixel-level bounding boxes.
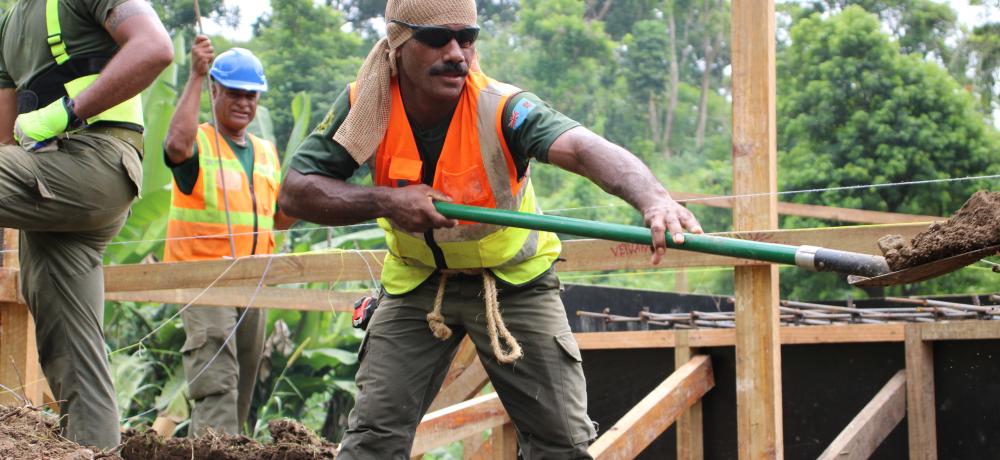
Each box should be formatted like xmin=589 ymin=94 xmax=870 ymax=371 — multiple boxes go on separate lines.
xmin=550 ymin=127 xmax=672 ymax=211
xmin=74 ymin=1 xmax=172 ymax=120
xmin=279 ymin=170 xmax=392 ymax=226
xmin=164 ymin=76 xmax=205 ymax=163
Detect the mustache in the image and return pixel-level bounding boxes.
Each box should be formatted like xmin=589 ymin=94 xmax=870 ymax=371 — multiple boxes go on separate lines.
xmin=428 ymin=61 xmax=469 ymax=77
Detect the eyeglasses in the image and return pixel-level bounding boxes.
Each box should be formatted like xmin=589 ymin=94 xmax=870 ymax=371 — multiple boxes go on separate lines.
xmin=390 ymin=20 xmax=480 ymax=48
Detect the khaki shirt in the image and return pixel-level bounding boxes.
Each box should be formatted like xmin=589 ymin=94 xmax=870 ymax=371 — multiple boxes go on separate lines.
xmin=0 ymin=0 xmax=127 ymax=89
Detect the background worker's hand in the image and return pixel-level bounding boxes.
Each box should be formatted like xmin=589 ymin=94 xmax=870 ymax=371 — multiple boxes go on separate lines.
xmin=13 ymin=96 xmax=84 ymax=151
xmin=190 ymin=35 xmax=214 ymax=78
xmin=386 ymin=185 xmax=459 ymax=233
xmin=643 ymin=197 xmax=703 ymax=265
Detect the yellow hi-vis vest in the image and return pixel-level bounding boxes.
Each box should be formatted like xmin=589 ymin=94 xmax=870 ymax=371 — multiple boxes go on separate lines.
xmin=349 ymin=71 xmax=562 ymax=295
xmin=163 ymin=124 xmax=281 ymax=262
xmin=33 ymin=0 xmax=143 ymax=128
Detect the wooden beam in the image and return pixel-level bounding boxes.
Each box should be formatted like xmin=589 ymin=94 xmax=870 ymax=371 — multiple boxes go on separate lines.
xmin=671 ymin=192 xmax=940 ymax=224
xmin=104 ymin=250 xmax=386 ymax=292
xmin=428 ymin=355 xmax=489 ymax=413
xmin=106 ymin=287 xmax=361 ymax=312
xmin=675 ymin=332 xmax=704 ymax=460
xmin=817 ymin=370 xmax=906 ymax=460
xmin=100 ymin=223 xmax=928 ymax=293
xmin=574 ymin=324 xmax=906 ymax=350
xmin=466 ymin=422 xmax=517 ymax=460
xmin=731 ymin=0 xmax=783 ymax=457
xmin=905 ymin=324 xmax=938 ymax=460
xmin=919 ymin=320 xmax=1000 ymax=341
xmin=588 ymin=355 xmax=714 ymax=459
xmin=412 ymin=393 xmax=510 ymax=456
xmin=0 ymin=229 xmax=43 ymax=406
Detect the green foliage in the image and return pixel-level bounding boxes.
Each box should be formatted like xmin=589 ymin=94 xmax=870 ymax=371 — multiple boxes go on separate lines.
xmin=252 ymin=0 xmax=364 ymax=151
xmin=777 ymin=6 xmax=1000 ymax=299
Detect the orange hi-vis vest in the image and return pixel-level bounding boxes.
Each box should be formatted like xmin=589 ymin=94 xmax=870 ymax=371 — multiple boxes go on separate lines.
xmin=349 ymin=71 xmax=562 ymax=294
xmin=164 ymin=123 xmax=281 ymax=262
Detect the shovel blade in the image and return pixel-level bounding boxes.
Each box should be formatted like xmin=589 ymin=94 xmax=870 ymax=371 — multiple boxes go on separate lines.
xmin=848 ymin=245 xmax=1000 ymax=287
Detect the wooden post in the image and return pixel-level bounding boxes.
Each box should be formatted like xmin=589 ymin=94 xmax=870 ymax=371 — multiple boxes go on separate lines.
xmin=0 ymin=229 xmax=43 ymax=406
xmin=905 ymin=324 xmax=937 ymax=459
xmin=817 ymin=370 xmax=906 ymax=460
xmin=676 ymin=331 xmax=704 ymax=460
xmin=731 ymin=1 xmax=782 ymax=458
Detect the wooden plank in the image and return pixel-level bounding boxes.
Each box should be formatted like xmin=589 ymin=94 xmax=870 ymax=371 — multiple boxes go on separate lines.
xmin=675 ymin=332 xmax=704 ymax=460
xmin=100 ymin=223 xmax=927 ymax=292
xmin=106 ymin=287 xmax=361 ymax=312
xmin=428 ymin=356 xmax=489 ymax=413
xmin=412 ymin=393 xmax=510 ymax=456
xmin=817 ymin=370 xmax=906 ymax=460
xmin=919 ymin=320 xmax=1000 ymax=341
xmin=588 ymin=355 xmax=714 ymax=459
xmin=0 ymin=230 xmax=43 ymax=406
xmin=442 ymin=337 xmax=479 ymax=388
xmin=671 ymin=191 xmax=940 ymax=224
xmin=905 ymin=324 xmax=938 ymax=460
xmin=0 ymin=269 xmax=18 ymax=303
xmin=574 ymin=324 xmax=906 ymax=350
xmin=731 ymin=1 xmax=783 ymax=457
xmin=104 ymin=250 xmax=386 ymax=292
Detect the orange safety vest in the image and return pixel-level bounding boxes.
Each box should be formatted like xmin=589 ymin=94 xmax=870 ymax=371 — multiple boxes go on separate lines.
xmin=350 ymin=71 xmax=562 ymax=294
xmin=164 ymin=123 xmax=281 ymax=262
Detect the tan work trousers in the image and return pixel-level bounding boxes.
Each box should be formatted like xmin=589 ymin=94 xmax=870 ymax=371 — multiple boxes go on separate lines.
xmin=0 ymin=132 xmax=142 ymax=449
xmin=338 ymin=269 xmax=597 ymax=459
xmin=181 ymin=305 xmax=266 ymax=436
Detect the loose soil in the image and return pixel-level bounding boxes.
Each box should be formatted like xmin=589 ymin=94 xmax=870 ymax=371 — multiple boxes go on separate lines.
xmin=0 ymin=405 xmax=101 ymax=460
xmin=120 ymin=419 xmax=338 ymax=460
xmin=0 ymin=405 xmax=337 ymax=460
xmin=878 ymin=191 xmax=1000 ymax=271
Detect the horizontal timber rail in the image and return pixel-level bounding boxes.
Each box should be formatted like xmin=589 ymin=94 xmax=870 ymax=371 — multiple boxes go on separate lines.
xmin=88 ymin=222 xmax=928 ymax=294
xmin=574 ymin=320 xmax=1000 ymax=350
xmin=671 ymin=192 xmax=941 ymax=224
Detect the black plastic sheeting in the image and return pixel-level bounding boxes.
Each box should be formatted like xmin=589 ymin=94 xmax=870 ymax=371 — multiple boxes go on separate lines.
xmin=562 ymin=284 xmax=1000 ymax=459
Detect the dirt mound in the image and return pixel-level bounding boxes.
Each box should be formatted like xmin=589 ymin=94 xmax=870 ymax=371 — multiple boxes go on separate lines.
xmin=0 ymin=405 xmax=101 ymax=460
xmin=120 ymin=419 xmax=337 ymax=460
xmin=879 ymin=191 xmax=1000 ymax=270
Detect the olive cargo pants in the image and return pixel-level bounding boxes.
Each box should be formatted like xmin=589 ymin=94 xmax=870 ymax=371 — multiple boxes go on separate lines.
xmin=0 ymin=132 xmax=142 ymax=449
xmin=181 ymin=305 xmax=266 ymax=435
xmin=337 ymin=270 xmax=597 ymax=459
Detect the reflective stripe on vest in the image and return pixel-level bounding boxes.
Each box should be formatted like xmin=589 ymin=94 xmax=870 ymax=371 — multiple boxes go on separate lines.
xmin=163 ymin=124 xmax=280 ymax=262
xmin=350 ymin=72 xmax=562 ymax=294
xmin=45 ymin=0 xmax=143 ymax=127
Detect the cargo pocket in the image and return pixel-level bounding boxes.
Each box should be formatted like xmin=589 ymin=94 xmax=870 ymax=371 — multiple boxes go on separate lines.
xmin=181 ymin=329 xmax=207 ymax=354
xmin=555 ymin=332 xmax=582 ymax=362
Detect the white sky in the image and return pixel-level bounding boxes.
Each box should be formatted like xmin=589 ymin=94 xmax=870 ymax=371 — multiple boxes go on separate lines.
xmin=202 ymin=0 xmax=997 ymax=42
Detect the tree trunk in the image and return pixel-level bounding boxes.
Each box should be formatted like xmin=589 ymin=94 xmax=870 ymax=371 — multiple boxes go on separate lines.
xmin=648 ymin=96 xmax=661 ymax=142
xmin=696 ymin=28 xmax=721 ymax=148
xmin=662 ymin=9 xmax=679 ymax=158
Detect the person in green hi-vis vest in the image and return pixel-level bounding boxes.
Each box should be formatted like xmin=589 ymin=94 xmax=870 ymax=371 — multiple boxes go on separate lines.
xmin=0 ymin=0 xmax=173 ymax=449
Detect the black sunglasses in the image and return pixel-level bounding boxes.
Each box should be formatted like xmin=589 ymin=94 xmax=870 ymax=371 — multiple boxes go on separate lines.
xmin=390 ymin=20 xmax=480 ymax=48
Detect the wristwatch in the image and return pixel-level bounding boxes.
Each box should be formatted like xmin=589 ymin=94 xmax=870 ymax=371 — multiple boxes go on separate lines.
xmin=62 ymin=96 xmax=85 ymax=131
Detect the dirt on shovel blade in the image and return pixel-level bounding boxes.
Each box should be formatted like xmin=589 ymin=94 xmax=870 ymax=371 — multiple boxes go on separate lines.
xmin=0 ymin=405 xmax=100 ymax=460
xmin=120 ymin=419 xmax=338 ymax=460
xmin=878 ymin=191 xmax=1000 ymax=271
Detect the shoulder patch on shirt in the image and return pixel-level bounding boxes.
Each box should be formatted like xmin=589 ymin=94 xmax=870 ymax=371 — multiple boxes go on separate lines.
xmin=508 ymin=99 xmax=537 ymax=130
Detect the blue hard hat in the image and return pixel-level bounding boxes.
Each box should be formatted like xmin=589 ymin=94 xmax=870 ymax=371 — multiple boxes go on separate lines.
xmin=210 ymin=48 xmax=268 ymax=92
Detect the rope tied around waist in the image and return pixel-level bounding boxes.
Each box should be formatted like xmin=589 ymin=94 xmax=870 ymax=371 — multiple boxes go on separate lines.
xmin=427 ymin=269 xmax=523 ymax=364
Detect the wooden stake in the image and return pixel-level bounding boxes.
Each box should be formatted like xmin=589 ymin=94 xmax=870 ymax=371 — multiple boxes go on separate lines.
xmin=818 ymin=370 xmax=906 ymax=460
xmin=676 ymin=331 xmax=704 ymax=460
xmin=905 ymin=324 xmax=938 ymax=459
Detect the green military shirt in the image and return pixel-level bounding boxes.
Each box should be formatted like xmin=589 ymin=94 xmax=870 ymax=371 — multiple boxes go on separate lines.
xmin=0 ymin=0 xmax=127 ymax=90
xmin=165 ymin=136 xmax=256 ymax=196
xmin=290 ymin=85 xmax=580 ymax=183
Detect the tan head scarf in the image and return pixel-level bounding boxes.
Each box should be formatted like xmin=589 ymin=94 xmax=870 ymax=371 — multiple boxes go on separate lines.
xmin=333 ymin=0 xmax=478 ymax=165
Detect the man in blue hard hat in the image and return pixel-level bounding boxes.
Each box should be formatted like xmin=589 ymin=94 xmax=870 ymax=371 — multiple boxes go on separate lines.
xmin=164 ymin=35 xmax=294 ymax=435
